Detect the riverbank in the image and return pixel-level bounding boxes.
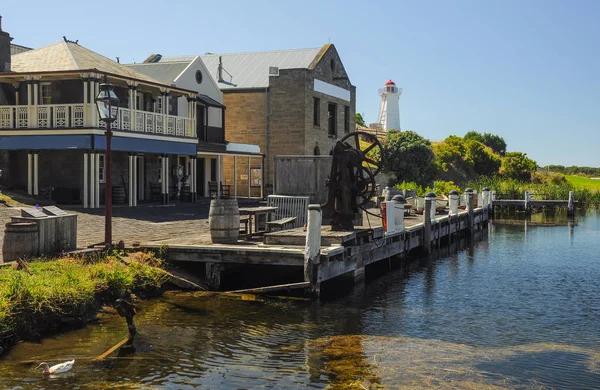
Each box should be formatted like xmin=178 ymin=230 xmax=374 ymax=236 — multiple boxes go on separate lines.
xmin=0 ymin=250 xmax=170 ymax=357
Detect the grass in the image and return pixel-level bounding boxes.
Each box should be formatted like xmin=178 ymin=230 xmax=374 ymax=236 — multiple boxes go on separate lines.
xmin=0 ymin=251 xmax=169 ymax=355
xmin=565 ymin=175 xmax=600 ymax=191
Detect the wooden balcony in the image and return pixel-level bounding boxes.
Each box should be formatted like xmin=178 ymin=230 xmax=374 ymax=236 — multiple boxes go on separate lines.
xmin=0 ymin=104 xmax=196 ymax=138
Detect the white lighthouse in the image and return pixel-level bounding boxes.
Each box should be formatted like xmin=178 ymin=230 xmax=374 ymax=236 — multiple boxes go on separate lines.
xmin=377 ymin=80 xmax=402 ymax=131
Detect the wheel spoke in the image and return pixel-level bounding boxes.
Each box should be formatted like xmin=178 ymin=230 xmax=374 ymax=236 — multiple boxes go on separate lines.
xmin=354 ymin=133 xmax=360 ymax=150
xmin=364 ymin=157 xmax=380 ymax=168
xmin=363 ymin=142 xmax=377 ymax=154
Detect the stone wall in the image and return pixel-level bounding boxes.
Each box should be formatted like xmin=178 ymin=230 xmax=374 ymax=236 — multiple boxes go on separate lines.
xmin=220 ymin=44 xmax=356 ymax=193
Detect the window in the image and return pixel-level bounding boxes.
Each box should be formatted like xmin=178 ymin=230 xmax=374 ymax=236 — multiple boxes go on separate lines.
xmin=98 ymin=154 xmax=106 ymax=183
xmin=328 ymin=102 xmax=337 ymax=137
xmin=156 ymin=98 xmax=162 ymax=113
xmin=40 ymin=83 xmax=52 ymax=105
xmin=344 ymin=106 xmax=350 ymax=134
xmin=313 ymin=97 xmax=320 ymax=126
xmin=330 ymin=59 xmax=336 ymax=72
xmin=195 ymin=70 xmax=203 ymax=84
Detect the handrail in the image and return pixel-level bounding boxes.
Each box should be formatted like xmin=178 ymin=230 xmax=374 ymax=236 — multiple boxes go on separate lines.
xmin=0 ymin=104 xmax=195 ymax=137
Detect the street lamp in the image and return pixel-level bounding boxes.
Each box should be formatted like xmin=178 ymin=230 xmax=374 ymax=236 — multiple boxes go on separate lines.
xmin=95 ymin=75 xmax=119 ymax=245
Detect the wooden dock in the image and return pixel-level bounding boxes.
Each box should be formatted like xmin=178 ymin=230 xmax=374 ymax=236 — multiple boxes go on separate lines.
xmin=141 ymin=197 xmax=488 ymax=296
xmin=491 ymin=190 xmax=575 ymax=216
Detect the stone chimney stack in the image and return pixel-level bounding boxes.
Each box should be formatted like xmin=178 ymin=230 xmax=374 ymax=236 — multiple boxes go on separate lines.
xmin=0 ymin=15 xmax=13 ymax=72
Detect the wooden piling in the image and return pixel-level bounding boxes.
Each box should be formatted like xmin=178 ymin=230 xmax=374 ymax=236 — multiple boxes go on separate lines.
xmin=466 ymin=190 xmax=475 ymax=234
xmin=304 ymin=204 xmax=322 ymax=296
xmin=524 ymin=190 xmax=531 ymax=214
xmin=568 ymin=191 xmax=575 ymax=217
xmin=423 ymin=197 xmax=433 ymax=254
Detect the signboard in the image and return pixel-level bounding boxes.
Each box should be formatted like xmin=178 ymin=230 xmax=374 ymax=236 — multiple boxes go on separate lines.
xmin=43 ymin=206 xmax=69 ymax=216
xmin=21 ymin=207 xmax=47 ymax=218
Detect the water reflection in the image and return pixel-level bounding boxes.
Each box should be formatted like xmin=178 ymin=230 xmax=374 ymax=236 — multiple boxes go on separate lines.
xmin=2 ymin=212 xmax=600 ymax=389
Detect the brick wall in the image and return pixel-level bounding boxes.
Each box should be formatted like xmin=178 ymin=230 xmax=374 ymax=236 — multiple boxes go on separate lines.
xmin=222 ymin=91 xmax=267 ymax=190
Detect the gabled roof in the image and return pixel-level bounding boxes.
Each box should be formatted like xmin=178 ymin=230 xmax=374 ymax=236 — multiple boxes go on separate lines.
xmin=155 ymin=46 xmax=328 ymax=90
xmin=125 ymin=61 xmax=190 ymax=86
xmin=9 ymin=41 xmax=158 ymax=83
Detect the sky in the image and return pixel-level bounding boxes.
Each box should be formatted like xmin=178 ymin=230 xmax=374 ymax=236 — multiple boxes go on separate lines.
xmin=3 ymin=0 xmax=599 ymax=166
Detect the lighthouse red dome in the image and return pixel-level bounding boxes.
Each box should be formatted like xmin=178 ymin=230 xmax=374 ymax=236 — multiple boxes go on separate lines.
xmin=384 ymin=80 xmax=396 ymax=86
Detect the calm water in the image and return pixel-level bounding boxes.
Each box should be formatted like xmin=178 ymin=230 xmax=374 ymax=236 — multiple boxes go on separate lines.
xmin=3 ymin=211 xmax=600 ymax=389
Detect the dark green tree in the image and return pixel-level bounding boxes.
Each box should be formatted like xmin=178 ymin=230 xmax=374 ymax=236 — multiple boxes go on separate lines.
xmin=381 ymin=130 xmax=436 ymax=186
xmin=500 ymin=152 xmax=538 ymax=181
xmin=464 ymin=131 xmax=507 ymax=155
xmin=355 ymin=113 xmax=366 ymax=127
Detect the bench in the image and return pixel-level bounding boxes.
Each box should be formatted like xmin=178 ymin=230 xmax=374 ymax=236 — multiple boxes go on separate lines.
xmin=208 ymin=181 xmax=231 ymax=199
xmin=265 ymin=195 xmax=309 ymax=232
xmin=265 ymin=216 xmax=297 ymax=232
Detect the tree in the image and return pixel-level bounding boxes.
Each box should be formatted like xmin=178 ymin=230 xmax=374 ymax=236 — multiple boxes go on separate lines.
xmin=464 ymin=131 xmax=507 ymax=156
xmin=355 ymin=113 xmax=366 ymax=127
xmin=464 ymin=140 xmax=501 ymax=176
xmin=381 ymin=130 xmax=436 ymax=186
xmin=433 ymin=135 xmax=466 ymax=171
xmin=500 ymin=152 xmax=537 ymax=181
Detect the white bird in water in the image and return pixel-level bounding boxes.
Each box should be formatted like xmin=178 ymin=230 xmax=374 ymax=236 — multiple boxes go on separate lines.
xmin=36 ymin=360 xmax=75 ymax=375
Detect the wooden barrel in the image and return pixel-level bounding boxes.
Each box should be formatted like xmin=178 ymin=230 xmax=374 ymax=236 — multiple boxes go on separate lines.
xmin=2 ymin=222 xmax=39 ymax=262
xmin=112 ymin=186 xmax=126 ymax=204
xmin=209 ymin=198 xmax=240 ymax=244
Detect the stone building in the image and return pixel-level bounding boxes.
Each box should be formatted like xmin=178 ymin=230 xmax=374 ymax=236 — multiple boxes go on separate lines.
xmin=148 ymin=44 xmax=356 ymax=197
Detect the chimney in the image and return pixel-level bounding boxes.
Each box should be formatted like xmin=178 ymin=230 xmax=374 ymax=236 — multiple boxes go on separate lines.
xmin=0 ymin=15 xmax=13 ymax=72
xmin=218 ymin=56 xmax=223 ymax=82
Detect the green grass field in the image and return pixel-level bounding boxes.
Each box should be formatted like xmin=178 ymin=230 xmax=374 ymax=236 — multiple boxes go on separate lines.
xmin=565 ymin=175 xmax=600 ymax=191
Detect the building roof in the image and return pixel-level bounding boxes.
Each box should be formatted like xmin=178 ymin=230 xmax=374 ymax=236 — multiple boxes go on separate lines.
xmin=155 ymin=46 xmax=326 ymax=90
xmin=10 ymin=43 xmax=32 ymax=55
xmin=9 ymin=41 xmax=159 ymax=84
xmin=385 ymin=80 xmax=395 ymax=86
xmin=124 ymin=61 xmax=190 ymax=86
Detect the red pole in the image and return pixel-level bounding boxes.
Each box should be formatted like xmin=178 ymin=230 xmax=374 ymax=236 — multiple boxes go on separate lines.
xmin=105 ymin=120 xmax=112 ymax=245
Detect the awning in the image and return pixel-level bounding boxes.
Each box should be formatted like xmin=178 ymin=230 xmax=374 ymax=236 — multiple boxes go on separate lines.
xmin=196 ymin=94 xmax=225 ymax=108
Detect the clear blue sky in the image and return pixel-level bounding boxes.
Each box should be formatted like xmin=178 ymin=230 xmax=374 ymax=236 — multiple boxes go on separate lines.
xmin=4 ymin=0 xmax=599 ymax=166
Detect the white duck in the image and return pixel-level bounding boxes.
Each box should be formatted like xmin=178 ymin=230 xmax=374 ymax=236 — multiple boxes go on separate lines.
xmin=36 ymin=360 xmax=75 ymax=375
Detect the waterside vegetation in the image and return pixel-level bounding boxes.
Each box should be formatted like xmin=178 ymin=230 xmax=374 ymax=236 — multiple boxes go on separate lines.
xmin=376 ymin=129 xmax=600 ymax=208
xmin=0 ymin=250 xmax=169 ymax=356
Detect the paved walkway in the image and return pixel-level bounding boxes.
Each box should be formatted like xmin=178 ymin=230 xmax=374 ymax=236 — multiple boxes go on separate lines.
xmin=0 ymin=200 xmax=260 ymax=261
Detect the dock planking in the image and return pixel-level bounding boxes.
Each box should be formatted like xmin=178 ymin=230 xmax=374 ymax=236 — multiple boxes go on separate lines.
xmin=140 ymin=204 xmax=488 ymax=295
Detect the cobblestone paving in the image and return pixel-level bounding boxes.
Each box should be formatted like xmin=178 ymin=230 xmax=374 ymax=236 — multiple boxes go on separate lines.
xmin=0 ymin=201 xmax=260 ymax=261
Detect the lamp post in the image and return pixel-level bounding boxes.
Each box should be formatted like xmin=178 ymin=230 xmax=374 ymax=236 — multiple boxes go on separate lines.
xmin=95 ymin=75 xmax=119 ymax=245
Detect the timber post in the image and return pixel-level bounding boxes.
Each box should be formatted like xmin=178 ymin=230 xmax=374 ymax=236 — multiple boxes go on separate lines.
xmin=568 ymin=191 xmax=575 ymax=217
xmin=490 ymin=190 xmax=496 ymax=217
xmin=465 ymin=188 xmax=475 ymax=234
xmin=482 ymin=187 xmax=490 ymax=215
xmin=423 ymin=194 xmax=434 ymax=254
xmin=449 ymin=190 xmax=459 ymax=216
xmin=524 ymin=190 xmax=531 ymax=214
xmin=304 ymin=204 xmax=322 ymax=296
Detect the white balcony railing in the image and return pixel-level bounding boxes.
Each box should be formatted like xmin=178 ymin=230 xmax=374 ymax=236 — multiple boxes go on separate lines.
xmin=0 ymin=105 xmax=195 ymax=138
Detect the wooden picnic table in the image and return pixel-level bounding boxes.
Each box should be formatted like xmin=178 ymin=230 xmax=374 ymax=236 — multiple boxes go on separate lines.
xmin=239 ymin=206 xmax=278 ymax=238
